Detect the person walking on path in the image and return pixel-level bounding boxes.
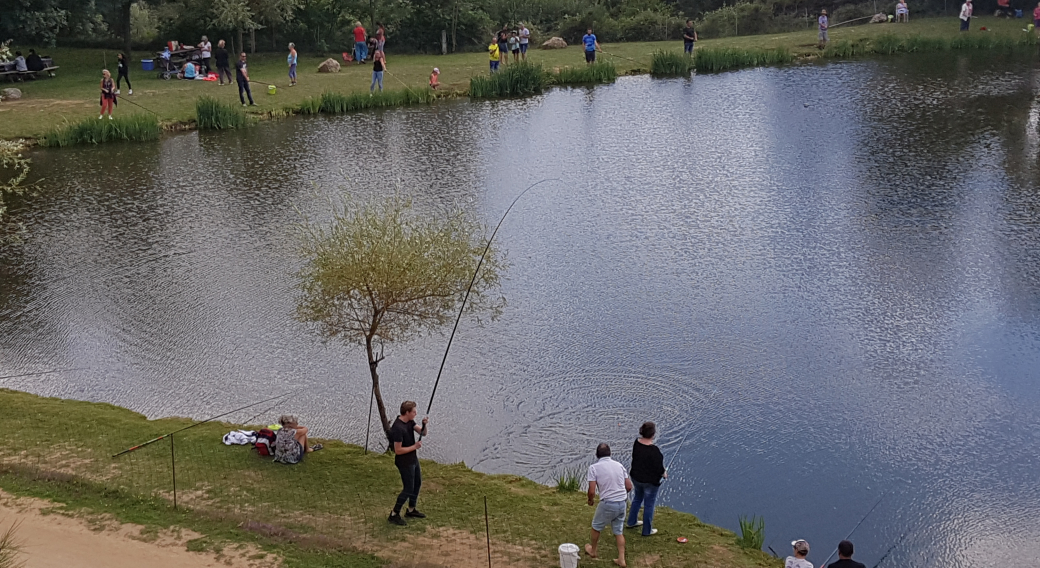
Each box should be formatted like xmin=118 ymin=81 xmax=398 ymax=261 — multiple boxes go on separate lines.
xmin=826 ymin=540 xmax=866 ymax=568
xmin=235 ymin=52 xmax=256 ymax=106
xmin=818 ymin=10 xmax=829 ymax=48
xmin=787 ymin=540 xmax=813 ymax=568
xmin=519 ymin=23 xmax=531 ymax=60
xmin=585 ymin=443 xmax=632 ymax=568
xmin=625 ymin=422 xmax=666 ymax=537
xmin=353 ymin=22 xmax=368 ymax=63
xmin=287 ymin=43 xmax=298 ymax=86
xmin=488 ymin=36 xmax=501 ymax=73
xmin=215 ymin=40 xmax=231 ymax=85
xmin=683 ymin=20 xmax=698 ymax=55
xmin=198 ymin=36 xmax=212 ymax=74
xmin=99 ymin=69 xmax=116 ymax=120
xmin=388 ymin=401 xmax=428 ymax=526
xmin=371 ymin=49 xmax=386 ymax=92
xmin=960 ymin=0 xmax=973 ymax=31
xmin=116 ymin=52 xmax=132 ymax=95
xmin=582 ymin=28 xmax=600 ymax=64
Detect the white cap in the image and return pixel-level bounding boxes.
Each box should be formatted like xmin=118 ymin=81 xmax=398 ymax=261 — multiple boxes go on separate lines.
xmin=433 ymin=67 xmax=439 ymax=73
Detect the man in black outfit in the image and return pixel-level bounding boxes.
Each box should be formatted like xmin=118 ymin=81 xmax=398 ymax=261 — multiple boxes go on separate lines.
xmin=828 ymin=540 xmax=866 ymax=568
xmin=388 ymin=400 xmax=428 ymax=526
xmin=235 ymin=52 xmax=256 ymax=106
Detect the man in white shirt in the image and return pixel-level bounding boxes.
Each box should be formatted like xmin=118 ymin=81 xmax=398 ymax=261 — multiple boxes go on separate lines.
xmin=787 ymin=539 xmax=814 ymax=568
xmin=959 ymin=0 xmax=973 ymax=31
xmin=585 ymin=443 xmax=632 ymax=567
xmin=518 ymin=23 xmax=530 ymax=61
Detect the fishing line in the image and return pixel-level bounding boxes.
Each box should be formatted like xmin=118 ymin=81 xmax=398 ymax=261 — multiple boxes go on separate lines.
xmin=112 ymin=388 xmax=300 ymax=457
xmin=117 ymin=95 xmax=161 ymax=117
xmin=871 ymin=529 xmax=911 ymax=568
xmin=419 ymin=178 xmax=561 ymax=438
xmin=818 ymin=492 xmax=888 ymax=568
xmin=663 ymin=387 xmax=719 ymax=473
xmin=602 ymin=50 xmax=642 ymax=66
xmin=0 ymin=368 xmax=85 ymax=381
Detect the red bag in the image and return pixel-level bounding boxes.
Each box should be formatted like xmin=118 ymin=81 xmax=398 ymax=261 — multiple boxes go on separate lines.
xmin=254 ymin=428 xmax=277 ymax=456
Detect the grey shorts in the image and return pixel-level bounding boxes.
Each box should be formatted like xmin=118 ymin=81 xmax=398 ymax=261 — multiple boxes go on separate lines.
xmin=819 ymin=29 xmax=829 ymax=41
xmin=591 ymin=500 xmax=627 ymax=535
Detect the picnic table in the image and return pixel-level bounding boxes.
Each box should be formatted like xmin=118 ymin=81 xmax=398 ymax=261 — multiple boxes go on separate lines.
xmin=154 ymin=47 xmax=204 ymax=79
xmin=0 ymin=57 xmax=58 ymax=82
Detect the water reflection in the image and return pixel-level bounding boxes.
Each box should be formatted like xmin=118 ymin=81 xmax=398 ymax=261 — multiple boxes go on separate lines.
xmin=3 ymin=51 xmax=1040 ymax=567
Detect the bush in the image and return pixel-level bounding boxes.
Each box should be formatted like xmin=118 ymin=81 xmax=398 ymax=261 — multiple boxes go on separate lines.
xmin=830 ymin=2 xmax=876 ymax=27
xmin=40 ymin=114 xmax=161 ymax=147
xmin=195 ymin=96 xmax=248 ymax=130
xmin=616 ymin=11 xmax=684 ymax=42
xmin=698 ymin=3 xmax=801 ymax=39
xmin=650 ymin=49 xmax=694 ymax=76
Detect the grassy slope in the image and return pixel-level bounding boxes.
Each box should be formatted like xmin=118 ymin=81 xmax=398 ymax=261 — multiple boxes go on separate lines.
xmin=0 ymin=388 xmax=777 ymax=568
xmin=0 ymin=16 xmax=1032 ymax=139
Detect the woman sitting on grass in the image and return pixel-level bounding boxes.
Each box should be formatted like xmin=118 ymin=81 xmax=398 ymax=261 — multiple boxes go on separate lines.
xmin=273 ymin=415 xmax=322 ymax=464
xmin=179 ymin=61 xmax=197 ymax=80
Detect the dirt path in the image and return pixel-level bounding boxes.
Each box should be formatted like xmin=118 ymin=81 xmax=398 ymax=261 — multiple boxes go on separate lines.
xmin=0 ymin=491 xmax=277 ymax=568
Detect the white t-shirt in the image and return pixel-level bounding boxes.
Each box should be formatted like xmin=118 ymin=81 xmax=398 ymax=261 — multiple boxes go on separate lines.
xmin=201 ymin=41 xmax=212 ymax=57
xmin=519 ymin=27 xmax=530 ymax=44
xmin=786 ymin=557 xmax=813 ymax=568
xmin=587 ymin=457 xmax=629 ymax=502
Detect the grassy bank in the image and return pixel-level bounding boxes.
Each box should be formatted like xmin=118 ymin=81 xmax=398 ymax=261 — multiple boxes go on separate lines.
xmin=38 ymin=113 xmax=161 ymax=147
xmin=1 ymin=16 xmax=1035 ymax=140
xmin=0 ymin=388 xmax=776 ymax=568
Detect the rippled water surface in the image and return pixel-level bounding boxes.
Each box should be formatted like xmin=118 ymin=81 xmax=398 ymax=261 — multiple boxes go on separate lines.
xmin=3 ymin=51 xmax=1040 ymax=567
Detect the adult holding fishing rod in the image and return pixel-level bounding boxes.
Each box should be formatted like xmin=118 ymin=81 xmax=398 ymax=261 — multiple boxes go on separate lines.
xmin=790 ymin=493 xmax=885 ymax=568
xmin=235 ymin=52 xmax=258 ymax=107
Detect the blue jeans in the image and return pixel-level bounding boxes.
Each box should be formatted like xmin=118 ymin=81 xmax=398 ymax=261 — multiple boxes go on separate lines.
xmin=626 ymin=481 xmax=659 ymax=536
xmin=371 ymin=71 xmax=383 ymax=91
xmin=355 ymin=41 xmax=368 ymax=62
xmin=394 ymin=461 xmax=421 ymax=512
xmin=684 ymin=41 xmax=694 ymax=54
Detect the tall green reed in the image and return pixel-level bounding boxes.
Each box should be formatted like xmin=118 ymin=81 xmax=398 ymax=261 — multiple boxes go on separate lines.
xmin=40 ymin=114 xmax=161 ymax=147
xmin=651 ymin=50 xmax=695 ymax=76
xmin=196 ymin=96 xmax=248 ymax=130
xmin=736 ymin=514 xmax=765 ymax=550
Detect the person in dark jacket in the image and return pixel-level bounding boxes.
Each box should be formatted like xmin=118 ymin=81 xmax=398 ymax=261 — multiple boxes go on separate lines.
xmin=26 ymin=49 xmax=44 ymax=72
xmin=116 ymin=52 xmax=131 ymax=95
xmin=214 ymin=40 xmax=232 ymax=85
xmin=626 ymin=421 xmax=666 ymax=536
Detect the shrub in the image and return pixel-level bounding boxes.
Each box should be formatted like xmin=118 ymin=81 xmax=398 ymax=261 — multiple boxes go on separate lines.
xmin=40 ymin=114 xmax=161 ymax=147
xmin=195 ymin=96 xmax=248 ymax=130
xmin=650 ymin=49 xmax=694 ymax=76
xmin=736 ymin=514 xmax=765 ymax=550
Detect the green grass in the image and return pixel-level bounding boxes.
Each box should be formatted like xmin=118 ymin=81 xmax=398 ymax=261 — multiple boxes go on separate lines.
xmin=553 ymin=61 xmax=618 ymax=85
xmin=195 ymin=96 xmax=248 ymax=130
xmin=651 ymin=49 xmax=695 ymax=76
xmin=0 ymin=388 xmax=778 ymax=568
xmin=39 ymin=113 xmax=160 ymax=147
xmin=298 ymin=87 xmax=437 ymax=115
xmin=737 ymin=514 xmax=766 ymax=550
xmin=694 ymin=47 xmax=793 ymax=72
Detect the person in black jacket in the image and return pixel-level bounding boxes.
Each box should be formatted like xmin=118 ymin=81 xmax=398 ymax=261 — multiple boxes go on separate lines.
xmin=626 ymin=421 xmax=666 ymax=536
xmin=115 ymin=53 xmax=131 ymax=95
xmin=26 ymin=49 xmax=44 ymax=72
xmin=214 ymin=40 xmax=232 ymax=85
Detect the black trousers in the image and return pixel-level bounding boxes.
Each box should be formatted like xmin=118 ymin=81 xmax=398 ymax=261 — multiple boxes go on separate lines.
xmin=393 ymin=461 xmax=421 ymax=512
xmin=217 ymin=65 xmax=232 ymax=84
xmin=237 ymin=80 xmax=253 ymax=104
xmin=117 ymin=70 xmax=131 ymax=90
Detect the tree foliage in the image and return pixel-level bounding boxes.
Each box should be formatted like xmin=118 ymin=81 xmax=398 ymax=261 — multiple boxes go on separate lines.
xmin=295 ymin=195 xmax=504 ymax=438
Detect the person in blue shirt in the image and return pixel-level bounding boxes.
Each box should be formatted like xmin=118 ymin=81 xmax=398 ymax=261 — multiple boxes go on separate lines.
xmin=582 ymin=28 xmax=600 ymax=65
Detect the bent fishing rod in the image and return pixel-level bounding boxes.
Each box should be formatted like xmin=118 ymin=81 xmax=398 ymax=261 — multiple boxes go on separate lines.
xmin=663 ymin=387 xmax=720 ymax=475
xmin=419 ymin=178 xmax=560 ymax=439
xmin=112 ymin=388 xmax=300 ymax=457
xmin=818 ymin=492 xmax=888 ymax=567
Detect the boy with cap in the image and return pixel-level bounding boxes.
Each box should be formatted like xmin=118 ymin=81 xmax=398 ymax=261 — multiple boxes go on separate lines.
xmin=585 ymin=443 xmax=632 ymax=568
xmin=787 ymin=539 xmax=813 ymax=568
xmin=827 ymin=540 xmax=865 ymax=568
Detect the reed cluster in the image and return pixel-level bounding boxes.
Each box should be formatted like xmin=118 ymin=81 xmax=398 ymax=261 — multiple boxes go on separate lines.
xmin=736 ymin=514 xmax=765 ymax=550
xmin=469 ymin=62 xmax=550 ymax=98
xmin=40 ymin=114 xmax=161 ymax=147
xmin=298 ymin=88 xmax=436 ymax=115
xmin=555 ymin=467 xmax=583 ymax=493
xmin=650 ymin=50 xmax=695 ymax=76
xmin=694 ymin=47 xmax=793 ymax=73
xmin=553 ymin=62 xmax=618 ymax=85
xmin=195 ymin=96 xmax=248 ymax=130
xmin=823 ymin=32 xmax=1035 ymax=59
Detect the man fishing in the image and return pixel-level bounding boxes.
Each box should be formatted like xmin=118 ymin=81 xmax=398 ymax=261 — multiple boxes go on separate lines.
xmin=388 ymin=401 xmax=428 ymax=526
xmin=235 ymin=52 xmax=256 ymax=107
xmin=826 ymin=540 xmax=865 ymax=568
xmin=585 ymin=443 xmax=632 ymax=567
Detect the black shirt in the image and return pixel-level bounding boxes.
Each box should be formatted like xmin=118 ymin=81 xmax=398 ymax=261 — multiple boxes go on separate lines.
xmin=829 ymin=560 xmax=866 ymax=568
xmin=683 ymin=26 xmax=696 ymax=42
xmin=26 ymin=53 xmax=44 ymax=71
xmin=235 ymin=60 xmax=247 ymax=81
xmin=629 ymin=440 xmax=666 ymax=486
xmin=389 ymin=417 xmax=418 ymax=466
xmin=117 ymin=58 xmax=128 ymax=73
xmin=215 ymin=48 xmax=229 ymax=67
xmin=373 ymin=57 xmax=384 ymax=72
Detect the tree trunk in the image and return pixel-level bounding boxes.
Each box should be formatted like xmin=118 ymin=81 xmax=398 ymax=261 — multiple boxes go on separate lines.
xmin=366 ymin=336 xmax=393 ymax=446
xmin=122 ymin=1 xmax=132 ymax=62
xmin=237 ymin=29 xmax=244 ymax=56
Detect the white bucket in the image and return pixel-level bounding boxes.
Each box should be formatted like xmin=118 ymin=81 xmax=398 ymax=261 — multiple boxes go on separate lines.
xmin=558 ymin=543 xmax=580 ymax=568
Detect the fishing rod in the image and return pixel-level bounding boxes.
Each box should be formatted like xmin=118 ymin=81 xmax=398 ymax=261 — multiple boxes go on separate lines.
xmin=601 ymin=50 xmax=642 ymax=66
xmin=384 ymin=69 xmax=413 ymax=92
xmin=112 ymin=388 xmax=299 ymax=457
xmin=117 ymin=95 xmax=161 ymax=117
xmin=830 ymin=15 xmax=875 ymax=28
xmin=818 ymin=493 xmax=888 ymax=567
xmin=871 ymin=529 xmax=911 ymax=568
xmin=663 ymin=387 xmax=720 ymax=473
xmin=0 ymin=368 xmax=85 ymax=381
xmin=419 ymin=178 xmax=560 ymax=439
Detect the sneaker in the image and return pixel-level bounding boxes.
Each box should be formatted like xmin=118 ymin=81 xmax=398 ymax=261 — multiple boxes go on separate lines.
xmin=242 ymin=103 xmax=247 ymax=107
xmin=388 ymin=513 xmax=407 ymax=526
xmin=108 ymin=115 xmax=113 ymax=120
xmin=626 ymin=521 xmax=643 ymax=528
xmin=311 ymin=443 xmax=323 ymax=451
xmin=115 ymin=89 xmax=120 ymax=95
xmin=405 ymin=508 xmax=426 ymax=518
xmin=98 ymin=115 xmax=103 ymax=119
xmin=643 ymin=529 xmax=659 ymax=536
xmin=128 ymin=89 xmax=133 ymax=95
xmin=249 ymin=103 xmax=258 ymax=106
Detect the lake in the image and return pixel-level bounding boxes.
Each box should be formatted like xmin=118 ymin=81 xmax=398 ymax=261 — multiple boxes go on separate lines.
xmin=2 ymin=50 xmax=1039 ymax=567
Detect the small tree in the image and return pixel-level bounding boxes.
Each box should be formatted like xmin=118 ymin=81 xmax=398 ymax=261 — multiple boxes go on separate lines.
xmin=295 ymin=196 xmax=504 ymax=443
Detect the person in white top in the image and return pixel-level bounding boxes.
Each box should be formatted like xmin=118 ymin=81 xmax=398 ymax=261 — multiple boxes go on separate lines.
xmin=585 ymin=443 xmax=632 ymax=567
xmin=959 ymin=0 xmax=973 ymax=31
xmin=199 ymin=35 xmax=213 ymax=73
xmin=787 ymin=539 xmax=814 ymax=568
xmin=518 ymin=23 xmax=531 ymax=61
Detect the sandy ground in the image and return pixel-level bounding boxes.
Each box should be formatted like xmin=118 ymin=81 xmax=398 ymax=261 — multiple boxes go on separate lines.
xmin=0 ymin=491 xmax=276 ymax=568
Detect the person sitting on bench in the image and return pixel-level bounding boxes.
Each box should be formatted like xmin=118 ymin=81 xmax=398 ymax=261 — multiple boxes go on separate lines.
xmin=13 ymin=52 xmax=27 ymax=73
xmin=26 ymin=49 xmax=44 ymax=72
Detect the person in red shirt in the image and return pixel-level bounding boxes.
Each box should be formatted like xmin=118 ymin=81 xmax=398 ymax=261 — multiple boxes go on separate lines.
xmin=1034 ymin=2 xmax=1040 ymax=32
xmin=353 ymin=22 xmax=368 ymax=64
